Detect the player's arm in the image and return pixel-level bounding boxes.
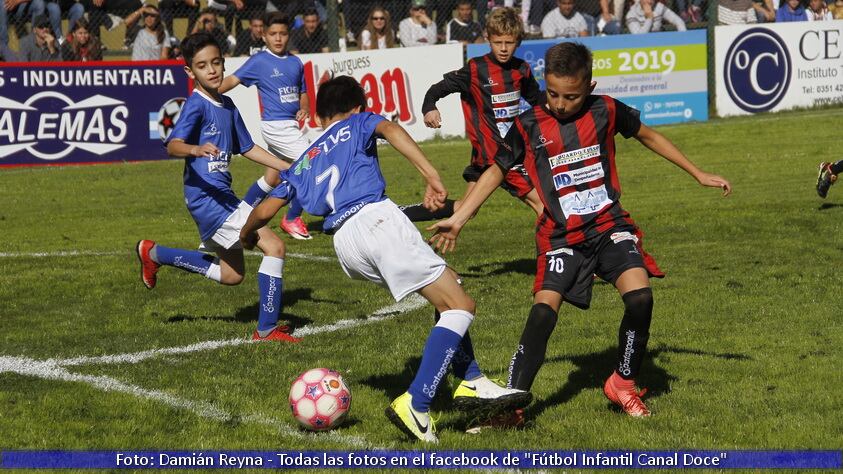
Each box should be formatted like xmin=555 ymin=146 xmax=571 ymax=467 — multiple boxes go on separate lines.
xmin=427 ymin=164 xmax=505 ymax=253
xmin=422 ymin=65 xmax=470 ymax=128
xmin=240 ymin=196 xmax=288 ymax=249
xmin=242 ymin=145 xmax=292 ymax=172
xmin=167 ymin=138 xmax=220 ymax=158
xmin=635 ymin=124 xmax=731 ymax=196
xmin=376 ymin=120 xmax=447 ymax=211
xmin=219 ymin=75 xmax=241 ymax=94
xmin=296 ymin=92 xmax=310 ymax=122
xmin=522 ymin=66 xmax=545 ymax=106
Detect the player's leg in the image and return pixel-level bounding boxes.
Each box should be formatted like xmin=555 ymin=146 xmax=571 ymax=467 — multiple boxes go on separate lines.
xmin=136 ymin=240 xmax=222 ymax=289
xmin=520 ymin=188 xmax=544 ymax=216
xmin=213 ymin=245 xmax=246 ymax=285
xmin=242 ymin=169 xmax=279 ymax=208
xmin=816 ymin=160 xmax=842 ymax=198
xmin=502 ymin=165 xmax=544 ymax=217
xmin=261 ymin=120 xmax=312 ymax=239
xmin=506 ymin=289 xmax=563 ymax=391
xmin=251 ymin=226 xmax=300 ymax=342
xmin=596 ymin=229 xmax=653 ymax=417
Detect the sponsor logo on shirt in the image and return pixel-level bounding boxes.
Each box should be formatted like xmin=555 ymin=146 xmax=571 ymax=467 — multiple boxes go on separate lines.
xmin=491 ymin=91 xmax=521 ymax=104
xmin=203 ymin=123 xmax=220 ymax=137
xmin=548 ymin=144 xmax=600 ymax=168
xmin=493 ymin=104 xmax=521 ymax=119
xmin=535 ymin=134 xmax=554 ymax=150
xmin=271 ymin=67 xmax=284 ymax=77
xmin=277 ymin=86 xmax=300 ymax=104
xmin=546 ymin=247 xmax=574 ymax=256
xmin=207 ymin=152 xmax=230 ymax=173
xmin=610 ymin=231 xmax=638 ymax=244
xmin=482 ymin=78 xmax=499 ymax=88
xmin=552 ymin=163 xmax=604 ymax=189
xmin=558 ymin=184 xmax=612 ymax=218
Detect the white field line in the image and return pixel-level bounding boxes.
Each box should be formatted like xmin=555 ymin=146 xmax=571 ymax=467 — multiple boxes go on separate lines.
xmin=0 ymin=356 xmax=376 ymax=449
xmin=0 ymin=295 xmax=427 ymax=449
xmin=0 ymin=250 xmax=335 ymax=262
xmin=54 ymin=294 xmax=427 ymax=368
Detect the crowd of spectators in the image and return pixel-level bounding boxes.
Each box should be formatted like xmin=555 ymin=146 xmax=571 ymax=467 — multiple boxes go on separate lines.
xmin=0 ymin=0 xmax=841 ymax=62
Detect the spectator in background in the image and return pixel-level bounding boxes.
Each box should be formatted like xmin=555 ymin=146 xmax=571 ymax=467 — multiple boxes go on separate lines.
xmin=234 ymin=11 xmax=263 ymax=55
xmin=3 ymin=0 xmax=61 ymax=45
xmin=718 ymin=0 xmax=757 ymax=23
xmin=398 ymin=0 xmax=437 ymax=46
xmin=58 ymin=0 xmax=88 ymax=35
xmin=673 ymin=0 xmax=704 ymax=22
xmin=541 ymin=0 xmax=588 ymax=37
xmin=214 ymin=0 xmax=266 ymax=36
xmin=776 ymin=0 xmax=807 ymax=20
xmin=0 ymin=41 xmax=16 ymax=59
xmin=159 ymin=0 xmax=199 ymax=38
xmin=129 ymin=3 xmax=171 ymax=59
xmin=829 ymin=0 xmax=843 ymax=18
xmin=192 ymin=8 xmax=233 ymax=54
xmin=806 ymin=0 xmax=830 ymax=18
xmin=290 ymin=7 xmax=328 ymax=53
xmin=358 ymin=5 xmax=396 ymax=49
xmin=445 ymin=0 xmax=483 ymax=43
xmin=87 ymin=0 xmax=142 ymax=38
xmin=625 ymin=0 xmax=685 ymax=32
xmin=18 ymin=14 xmax=59 ymax=60
xmin=432 ymin=0 xmax=458 ymax=33
xmin=61 ymin=16 xmax=103 ymax=59
xmin=752 ymin=0 xmax=776 ymax=22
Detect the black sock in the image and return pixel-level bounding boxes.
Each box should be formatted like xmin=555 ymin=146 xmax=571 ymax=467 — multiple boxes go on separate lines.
xmin=399 ymin=199 xmax=456 ymax=222
xmin=507 ymin=303 xmax=558 ymax=391
xmin=830 ymin=160 xmax=843 ymax=175
xmin=616 ymin=288 xmax=653 ymax=380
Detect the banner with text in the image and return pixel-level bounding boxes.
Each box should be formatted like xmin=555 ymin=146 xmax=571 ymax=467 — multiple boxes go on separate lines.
xmin=225 ymin=44 xmax=465 ymax=148
xmin=715 ymin=21 xmax=843 ymax=116
xmin=467 ymin=30 xmax=708 ymax=126
xmin=0 ymin=61 xmax=190 ymax=167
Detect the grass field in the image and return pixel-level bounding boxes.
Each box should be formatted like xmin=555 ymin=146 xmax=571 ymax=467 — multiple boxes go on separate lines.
xmin=1 ymin=106 xmax=842 ymax=455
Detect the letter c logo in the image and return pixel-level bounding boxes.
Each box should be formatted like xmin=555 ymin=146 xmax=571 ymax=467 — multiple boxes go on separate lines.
xmin=724 ymin=28 xmax=791 ymax=113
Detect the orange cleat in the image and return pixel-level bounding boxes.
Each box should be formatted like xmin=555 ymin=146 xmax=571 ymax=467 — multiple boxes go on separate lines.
xmin=280 ymin=216 xmax=312 ymax=240
xmin=136 ymin=240 xmax=160 ymax=289
xmin=603 ymin=371 xmax=650 ymax=417
xmin=252 ymin=326 xmax=302 ymax=343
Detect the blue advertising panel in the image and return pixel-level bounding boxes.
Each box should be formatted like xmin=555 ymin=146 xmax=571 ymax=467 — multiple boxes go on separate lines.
xmin=0 ymin=61 xmax=190 ymax=167
xmin=467 ymin=30 xmax=709 ymax=125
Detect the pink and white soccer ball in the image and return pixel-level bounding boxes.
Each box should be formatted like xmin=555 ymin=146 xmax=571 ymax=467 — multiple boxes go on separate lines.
xmin=289 ymin=368 xmax=351 ymax=431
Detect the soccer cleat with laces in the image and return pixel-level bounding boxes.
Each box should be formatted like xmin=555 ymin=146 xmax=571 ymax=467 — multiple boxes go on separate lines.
xmin=384 ymin=392 xmax=438 ymax=443
xmin=452 ymin=376 xmax=533 ymax=414
xmin=280 ymin=216 xmax=312 ymax=240
xmin=252 ymin=326 xmax=302 ymax=343
xmin=603 ymin=371 xmax=650 ymax=417
xmin=816 ymin=162 xmax=837 ymax=198
xmin=136 ymin=240 xmax=160 ymax=289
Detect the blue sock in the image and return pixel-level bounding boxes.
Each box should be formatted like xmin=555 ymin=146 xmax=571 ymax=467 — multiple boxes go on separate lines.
xmin=408 ymin=310 xmax=474 ymax=412
xmin=285 ymin=197 xmax=303 ymax=221
xmin=257 ymin=256 xmax=284 ymax=333
xmin=243 ymin=177 xmax=274 ymax=208
xmin=435 ymin=311 xmax=481 ymax=380
xmin=154 ymin=245 xmax=215 ymax=276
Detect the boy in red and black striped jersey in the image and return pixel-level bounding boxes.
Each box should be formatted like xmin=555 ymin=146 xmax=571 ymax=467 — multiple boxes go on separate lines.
xmin=430 ymin=42 xmax=731 ymax=418
xmin=404 ymin=8 xmax=545 ymax=222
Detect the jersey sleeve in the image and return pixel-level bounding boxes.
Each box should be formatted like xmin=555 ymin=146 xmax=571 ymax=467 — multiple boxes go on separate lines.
xmin=233 ymin=55 xmax=259 ymax=87
xmin=614 ymin=98 xmax=642 ymax=138
xmin=164 ymin=96 xmax=201 ymax=146
xmin=495 ymin=118 xmax=527 ymax=170
xmin=358 ymin=112 xmax=387 ymax=150
xmin=295 ymin=56 xmax=307 ymax=92
xmin=268 ymin=174 xmax=296 ymax=202
xmin=421 ymin=63 xmax=471 ymax=113
xmin=232 ymin=104 xmax=256 ymax=154
xmin=521 ymin=64 xmax=544 ymax=106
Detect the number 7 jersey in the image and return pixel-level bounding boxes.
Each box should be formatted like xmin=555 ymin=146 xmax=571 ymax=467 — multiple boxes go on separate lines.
xmin=269 ymin=112 xmax=389 ymax=233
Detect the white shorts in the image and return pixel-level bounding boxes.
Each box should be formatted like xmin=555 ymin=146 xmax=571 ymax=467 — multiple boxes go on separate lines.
xmin=200 ymin=201 xmax=253 ymax=251
xmin=332 ymin=199 xmax=447 ymax=301
xmin=261 ymin=120 xmax=310 ymax=162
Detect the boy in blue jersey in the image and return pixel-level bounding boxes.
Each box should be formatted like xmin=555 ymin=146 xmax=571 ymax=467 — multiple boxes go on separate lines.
xmin=240 ymin=76 xmax=533 ymax=442
xmin=135 ymin=32 xmax=300 ymax=343
xmin=220 ymin=12 xmax=314 ymax=241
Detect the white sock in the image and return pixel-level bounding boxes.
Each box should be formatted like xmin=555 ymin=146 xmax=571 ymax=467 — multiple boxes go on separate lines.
xmin=258 ymin=256 xmax=284 ymax=277
xmin=257 ymin=176 xmax=274 ymax=192
xmin=436 ymin=309 xmax=474 ymax=337
xmin=205 ymin=260 xmax=221 ymax=282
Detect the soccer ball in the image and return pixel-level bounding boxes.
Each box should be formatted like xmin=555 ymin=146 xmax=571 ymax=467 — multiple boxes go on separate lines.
xmin=157 ymin=97 xmax=186 ymax=142
xmin=289 ymin=368 xmax=351 ymax=431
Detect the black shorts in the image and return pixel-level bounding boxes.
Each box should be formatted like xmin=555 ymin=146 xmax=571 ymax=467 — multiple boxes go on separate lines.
xmin=533 ymin=226 xmax=646 ymax=309
xmin=462 ymin=164 xmax=533 ymax=198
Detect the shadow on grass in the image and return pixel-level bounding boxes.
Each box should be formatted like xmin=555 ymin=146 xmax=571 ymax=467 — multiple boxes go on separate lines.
xmin=461 ymin=259 xmax=536 ymax=278
xmin=818 ymin=202 xmax=843 ymax=211
xmin=523 ymin=344 xmax=752 ymax=420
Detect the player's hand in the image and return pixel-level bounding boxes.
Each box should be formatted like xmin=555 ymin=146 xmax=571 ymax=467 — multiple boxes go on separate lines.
xmin=192 ymin=143 xmax=220 ymax=158
xmin=240 ymin=231 xmax=258 ymax=250
xmin=424 ymin=177 xmax=448 ymax=211
xmin=295 ymin=109 xmax=309 ymax=122
xmin=602 ymin=11 xmax=614 ymax=22
xmin=427 ymin=217 xmax=462 ymax=254
xmin=423 ymin=109 xmax=441 ymax=129
xmin=697 ymin=172 xmax=732 ymax=196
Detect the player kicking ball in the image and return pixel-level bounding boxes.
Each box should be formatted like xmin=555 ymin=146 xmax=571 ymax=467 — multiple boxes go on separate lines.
xmin=135 ymin=32 xmax=299 ymax=343
xmin=240 ymin=76 xmax=532 ymax=443
xmin=430 ymin=42 xmax=731 ymax=420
